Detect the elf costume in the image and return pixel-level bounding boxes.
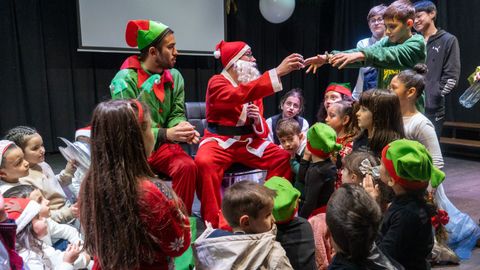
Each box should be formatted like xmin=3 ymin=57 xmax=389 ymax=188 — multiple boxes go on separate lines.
xmin=298 ymin=123 xmax=340 ymax=219
xmin=195 ymin=40 xmax=292 ymax=228
xmin=378 ymin=139 xmax=444 ymax=270
xmin=110 ymin=20 xmax=196 ymax=214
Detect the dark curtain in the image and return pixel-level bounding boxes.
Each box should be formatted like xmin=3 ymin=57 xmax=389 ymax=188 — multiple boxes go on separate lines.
xmin=1 ymin=0 xmax=479 ymax=152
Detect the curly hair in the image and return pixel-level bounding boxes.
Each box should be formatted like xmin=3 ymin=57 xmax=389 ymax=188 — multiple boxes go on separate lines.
xmin=79 ymin=99 xmax=159 ymax=270
xmin=5 ymin=126 xmax=37 ymax=150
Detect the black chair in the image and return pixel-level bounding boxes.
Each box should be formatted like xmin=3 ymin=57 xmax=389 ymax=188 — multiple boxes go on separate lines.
xmin=184 ymin=102 xmax=266 ymax=188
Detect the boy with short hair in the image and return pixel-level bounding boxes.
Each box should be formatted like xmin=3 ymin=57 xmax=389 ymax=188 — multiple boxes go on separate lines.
xmin=276 ymin=118 xmax=307 ymax=193
xmin=413 ymin=0 xmax=461 ymax=137
xmin=306 ymin=0 xmax=426 ymax=111
xmin=193 ymin=180 xmax=293 ymax=270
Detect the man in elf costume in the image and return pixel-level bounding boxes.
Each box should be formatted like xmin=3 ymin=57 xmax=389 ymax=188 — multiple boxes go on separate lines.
xmin=195 ymin=40 xmax=305 ymax=227
xmin=110 ymin=20 xmax=198 ymax=214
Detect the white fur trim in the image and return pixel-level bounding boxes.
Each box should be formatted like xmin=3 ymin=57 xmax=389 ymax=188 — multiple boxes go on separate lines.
xmin=246 ymin=139 xmax=271 ymax=158
xmin=75 ymin=128 xmax=91 ymax=140
xmin=213 ymin=50 xmax=221 ymax=59
xmin=253 ymin=116 xmax=265 ymax=135
xmin=16 ymin=201 xmax=41 ymax=233
xmin=268 ymin=69 xmax=283 ymax=92
xmin=224 ymin=45 xmax=251 ymax=71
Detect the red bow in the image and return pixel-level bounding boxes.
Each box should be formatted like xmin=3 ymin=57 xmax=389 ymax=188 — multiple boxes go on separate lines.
xmin=431 ymin=209 xmax=449 ymax=229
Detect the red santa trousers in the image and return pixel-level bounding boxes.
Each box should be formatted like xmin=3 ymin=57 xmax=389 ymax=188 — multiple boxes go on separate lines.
xmin=148 ymin=143 xmax=197 ymax=215
xmin=195 ymin=140 xmax=292 ymax=227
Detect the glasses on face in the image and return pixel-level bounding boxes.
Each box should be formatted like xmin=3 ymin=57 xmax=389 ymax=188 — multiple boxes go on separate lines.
xmin=242 ymin=51 xmax=254 ymax=59
xmin=369 ymin=17 xmax=384 ymax=25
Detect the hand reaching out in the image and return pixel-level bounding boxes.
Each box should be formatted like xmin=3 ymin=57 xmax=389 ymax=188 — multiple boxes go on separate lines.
xmin=330 ymin=52 xmax=365 ymax=69
xmin=305 ymin=54 xmax=328 ymax=74
xmin=276 ymin=53 xmax=305 ymax=77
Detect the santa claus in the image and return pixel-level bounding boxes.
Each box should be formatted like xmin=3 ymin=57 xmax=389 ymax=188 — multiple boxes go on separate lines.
xmin=195 ymin=40 xmax=304 ymax=227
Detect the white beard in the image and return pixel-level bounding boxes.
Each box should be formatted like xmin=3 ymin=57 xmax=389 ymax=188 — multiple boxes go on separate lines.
xmin=234 ymin=60 xmax=261 ymax=83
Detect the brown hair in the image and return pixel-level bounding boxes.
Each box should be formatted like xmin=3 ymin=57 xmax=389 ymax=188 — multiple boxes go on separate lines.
xmin=79 ymin=99 xmax=158 ymax=270
xmin=367 ymin=4 xmax=388 ymax=21
xmin=279 ymin=88 xmax=305 ymax=114
xmin=383 ymin=0 xmax=415 ymax=23
xmin=328 ymin=101 xmax=359 ymax=137
xmin=342 ymin=151 xmax=379 ymax=182
xmin=5 ymin=126 xmax=37 ymax=150
xmin=222 ymin=181 xmax=276 ymax=228
xmin=358 ymin=89 xmax=405 ymax=156
xmin=395 ymin=63 xmax=428 ymax=98
xmin=276 ymin=118 xmax=302 ymax=138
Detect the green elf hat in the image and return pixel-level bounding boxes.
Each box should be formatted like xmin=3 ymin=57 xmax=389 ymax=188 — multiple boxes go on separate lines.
xmin=306 ymin=123 xmax=342 ymax=158
xmin=325 ymin=82 xmax=352 ymax=98
xmin=381 ymin=139 xmax=445 ymax=190
xmin=125 ymin=20 xmax=171 ymax=50
xmin=264 ymin=176 xmax=301 ymax=224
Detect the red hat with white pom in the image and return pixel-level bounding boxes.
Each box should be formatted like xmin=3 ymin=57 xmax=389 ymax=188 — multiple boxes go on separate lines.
xmin=214 ymin=40 xmax=250 ymax=70
xmin=75 ymin=126 xmax=91 ymax=140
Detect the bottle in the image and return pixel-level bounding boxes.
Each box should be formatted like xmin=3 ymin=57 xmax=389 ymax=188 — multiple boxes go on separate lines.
xmin=459 ymin=81 xmax=480 ymax=108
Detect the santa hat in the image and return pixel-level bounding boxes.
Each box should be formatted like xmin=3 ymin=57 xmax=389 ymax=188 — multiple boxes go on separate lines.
xmin=306 ymin=123 xmax=342 ymax=158
xmin=264 ymin=177 xmax=300 ymax=224
xmin=381 ymin=139 xmax=445 ymax=190
xmin=325 ymin=82 xmax=352 ymax=98
xmin=4 ymin=198 xmax=41 ymax=233
xmin=75 ymin=126 xmax=92 ymax=140
xmin=125 ymin=20 xmax=171 ymax=50
xmin=0 ymin=140 xmax=15 ymax=167
xmin=214 ymin=40 xmax=250 ymax=70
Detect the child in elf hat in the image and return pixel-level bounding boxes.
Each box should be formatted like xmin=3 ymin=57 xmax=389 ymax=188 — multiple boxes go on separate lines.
xmin=0 ymin=140 xmax=30 ymax=194
xmin=297 ymin=123 xmax=340 ymax=219
xmin=264 ymin=176 xmax=316 ymax=270
xmin=5 ymin=197 xmax=89 ymax=269
xmin=327 ymin=184 xmax=403 ymax=269
xmin=5 ymin=126 xmax=78 ymax=224
xmin=275 ymin=118 xmax=307 ymax=194
xmin=316 ymin=82 xmax=353 ymax=122
xmin=193 ymin=180 xmax=293 ymax=270
xmin=0 ymin=193 xmax=25 ymax=269
xmin=4 ymin=184 xmax=85 ymax=252
xmin=364 ymin=139 xmax=444 ymax=270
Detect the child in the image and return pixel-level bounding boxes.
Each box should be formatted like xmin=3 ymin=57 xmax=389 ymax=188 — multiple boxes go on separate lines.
xmin=353 ymin=89 xmax=405 ymax=157
xmin=267 ymin=88 xmax=309 ymax=144
xmin=341 ymin=151 xmax=379 ymax=185
xmin=298 ymin=123 xmax=340 ymax=218
xmin=326 ymin=184 xmax=403 ymax=269
xmin=79 ymin=99 xmax=190 ymax=270
xmin=5 ymin=126 xmax=77 ymax=224
xmin=4 ymin=184 xmax=84 ymax=251
xmin=264 ymin=176 xmax=316 ymax=270
xmin=390 ymin=65 xmax=480 ymax=261
xmin=193 ymin=180 xmax=293 ymax=270
xmin=69 ymin=126 xmax=91 ymax=197
xmin=275 ymin=118 xmax=306 ymax=193
xmin=0 ymin=193 xmax=24 ymax=269
xmin=316 ymin=82 xmax=353 ymax=122
xmin=325 ymin=100 xmax=358 ymax=188
xmin=306 ymin=0 xmax=426 ymax=111
xmin=364 ymin=139 xmax=444 ymax=270
xmin=5 ymin=198 xmax=89 ymax=269
xmin=0 ymin=140 xmax=30 ymax=194
xmin=352 ymin=4 xmax=387 ymax=100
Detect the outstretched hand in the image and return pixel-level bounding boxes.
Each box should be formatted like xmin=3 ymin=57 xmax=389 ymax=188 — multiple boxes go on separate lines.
xmin=305 ymin=54 xmax=328 ymax=74
xmin=276 ymin=53 xmax=305 ymax=77
xmin=330 ymin=52 xmax=365 ymax=69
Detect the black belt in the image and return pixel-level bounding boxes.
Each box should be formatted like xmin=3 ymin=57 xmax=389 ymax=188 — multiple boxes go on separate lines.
xmin=207 ymin=123 xmax=253 ymax=136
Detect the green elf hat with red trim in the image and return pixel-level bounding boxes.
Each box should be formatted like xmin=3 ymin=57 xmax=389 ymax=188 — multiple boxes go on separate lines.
xmin=264 ymin=176 xmax=301 ymax=224
xmin=125 ymin=20 xmax=171 ymax=50
xmin=325 ymin=82 xmax=352 ymax=98
xmin=381 ymin=139 xmax=445 ymax=190
xmin=306 ymin=123 xmax=342 ymax=158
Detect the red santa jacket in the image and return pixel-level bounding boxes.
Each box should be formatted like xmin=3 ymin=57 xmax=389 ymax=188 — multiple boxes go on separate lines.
xmin=201 ymin=69 xmax=283 ymax=157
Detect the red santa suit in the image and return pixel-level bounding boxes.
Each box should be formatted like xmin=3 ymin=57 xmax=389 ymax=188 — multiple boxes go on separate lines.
xmin=195 ymin=41 xmax=292 ymax=227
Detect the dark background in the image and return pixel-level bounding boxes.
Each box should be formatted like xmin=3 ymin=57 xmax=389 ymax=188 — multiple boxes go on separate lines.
xmin=1 ymin=0 xmax=479 ymax=152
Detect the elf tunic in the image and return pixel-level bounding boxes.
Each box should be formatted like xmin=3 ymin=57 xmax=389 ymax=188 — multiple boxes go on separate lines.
xmin=195 ymin=69 xmax=292 ymax=227
xmin=110 ymin=56 xmax=197 ymax=214
xmin=339 ymin=34 xmax=426 ymax=111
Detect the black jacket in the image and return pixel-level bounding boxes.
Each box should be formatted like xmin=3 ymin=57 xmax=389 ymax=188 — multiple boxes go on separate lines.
xmin=424 ymin=29 xmax=461 ymax=114
xmin=328 ymin=244 xmax=404 ymax=270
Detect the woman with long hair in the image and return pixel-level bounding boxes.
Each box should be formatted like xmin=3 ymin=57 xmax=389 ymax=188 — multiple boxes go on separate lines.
xmin=79 ymin=99 xmax=190 ymax=270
